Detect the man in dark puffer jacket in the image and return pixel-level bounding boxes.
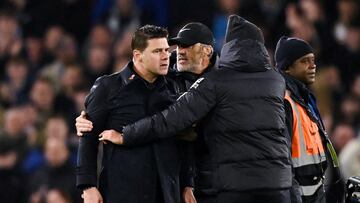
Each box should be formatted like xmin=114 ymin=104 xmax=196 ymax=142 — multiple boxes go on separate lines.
xmin=104 ymin=15 xmax=292 ymax=202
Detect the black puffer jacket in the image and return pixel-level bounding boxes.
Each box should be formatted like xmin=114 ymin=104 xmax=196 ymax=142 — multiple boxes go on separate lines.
xmin=123 ymin=15 xmax=291 ymax=192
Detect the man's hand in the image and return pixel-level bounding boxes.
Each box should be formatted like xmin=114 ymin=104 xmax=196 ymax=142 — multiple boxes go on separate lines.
xmin=76 ymin=111 xmax=93 ymax=136
xmin=82 ymin=187 xmax=103 ymax=203
xmin=99 ymin=130 xmax=124 ymax=145
xmin=183 ymin=187 xmax=196 ymax=203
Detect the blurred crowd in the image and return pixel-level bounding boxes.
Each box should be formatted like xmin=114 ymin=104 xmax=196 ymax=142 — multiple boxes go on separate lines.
xmin=0 ymin=0 xmax=359 ymax=202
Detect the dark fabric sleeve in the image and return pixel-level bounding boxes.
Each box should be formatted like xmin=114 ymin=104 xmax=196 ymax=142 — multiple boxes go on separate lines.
xmin=179 ymin=140 xmax=195 ymax=190
xmin=122 ymin=76 xmax=217 ymax=146
xmin=284 ymin=100 xmax=293 ymax=144
xmin=290 ymin=175 xmax=302 ymax=203
xmin=76 ymin=77 xmax=109 ymax=189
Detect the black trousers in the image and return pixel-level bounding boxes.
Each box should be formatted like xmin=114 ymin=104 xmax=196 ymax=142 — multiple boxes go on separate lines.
xmin=215 ymin=189 xmax=290 ymax=203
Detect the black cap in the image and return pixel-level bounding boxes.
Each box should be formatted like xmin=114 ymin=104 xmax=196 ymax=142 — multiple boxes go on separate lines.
xmin=225 ymin=15 xmax=264 ymax=44
xmin=169 ymin=22 xmax=214 ymax=47
xmin=275 ymin=36 xmax=313 ymax=70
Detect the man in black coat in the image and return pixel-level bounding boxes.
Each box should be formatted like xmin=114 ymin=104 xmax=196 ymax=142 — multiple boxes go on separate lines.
xmin=101 ymin=15 xmax=292 ymax=202
xmin=166 ymin=22 xmax=220 ymax=203
xmin=166 ymin=22 xmax=219 ymax=203
xmin=76 ymin=22 xmax=218 ymax=203
xmin=76 ymin=25 xmax=193 ymax=203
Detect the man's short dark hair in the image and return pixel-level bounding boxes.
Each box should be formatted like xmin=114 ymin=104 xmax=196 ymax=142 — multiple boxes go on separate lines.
xmin=131 ymin=25 xmax=168 ymax=51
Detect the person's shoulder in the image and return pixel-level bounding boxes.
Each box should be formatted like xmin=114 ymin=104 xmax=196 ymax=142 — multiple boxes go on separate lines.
xmin=85 ymin=73 xmax=120 ymax=106
xmin=90 ymin=73 xmax=115 ymax=91
xmin=203 ymin=66 xmax=227 ymax=81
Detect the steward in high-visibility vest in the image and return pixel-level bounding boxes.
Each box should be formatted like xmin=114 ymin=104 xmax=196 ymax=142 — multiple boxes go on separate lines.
xmin=275 ymin=36 xmax=342 ymax=203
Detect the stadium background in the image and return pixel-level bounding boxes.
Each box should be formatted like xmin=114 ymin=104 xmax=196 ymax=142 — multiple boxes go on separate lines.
xmin=0 ymin=0 xmax=359 ymax=202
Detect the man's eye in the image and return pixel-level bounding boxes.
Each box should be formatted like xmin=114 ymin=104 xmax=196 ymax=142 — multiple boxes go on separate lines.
xmin=301 ymin=59 xmax=311 ymax=64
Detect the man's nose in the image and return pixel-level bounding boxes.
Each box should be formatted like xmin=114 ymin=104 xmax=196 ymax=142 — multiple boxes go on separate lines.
xmin=161 ymin=51 xmax=169 ymax=59
xmin=310 ymin=61 xmax=316 ymax=69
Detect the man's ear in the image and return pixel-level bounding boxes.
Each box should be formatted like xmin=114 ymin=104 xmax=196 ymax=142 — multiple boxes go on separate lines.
xmin=133 ymin=50 xmax=142 ymax=62
xmin=202 ymin=45 xmax=213 ymax=57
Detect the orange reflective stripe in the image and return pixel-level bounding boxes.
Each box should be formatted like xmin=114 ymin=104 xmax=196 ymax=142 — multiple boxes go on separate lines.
xmin=285 ymin=92 xmax=301 ymax=158
xmin=297 ymin=103 xmax=325 ymax=155
xmin=285 ymin=91 xmax=326 ymax=167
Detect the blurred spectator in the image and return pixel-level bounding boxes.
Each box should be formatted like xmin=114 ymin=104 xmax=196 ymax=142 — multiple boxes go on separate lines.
xmin=25 ymin=35 xmax=46 ymax=72
xmin=41 ymin=34 xmax=78 ymax=91
xmin=337 ymin=95 xmax=360 ymax=127
xmin=335 ymin=20 xmax=360 ymax=89
xmin=351 ymin=74 xmax=360 ymax=99
xmin=60 ymin=63 xmax=86 ymax=98
xmin=299 ymin=0 xmax=324 ymax=24
xmin=82 ymin=24 xmax=113 ymax=59
xmin=344 ymin=21 xmax=360 ymax=58
xmin=0 ymin=56 xmax=31 ymax=106
xmin=84 ymin=45 xmax=112 ymax=83
xmin=44 ymin=116 xmax=69 ymax=142
xmin=43 ymin=115 xmax=78 ymax=153
xmin=43 ymin=26 xmax=65 ymax=62
xmin=0 ymin=135 xmax=26 ymax=203
xmin=331 ymin=123 xmax=355 ymax=153
xmin=89 ymin=24 xmax=113 ymax=49
xmin=28 ymin=138 xmax=80 ymax=203
xmin=211 ymin=0 xmax=268 ymax=52
xmin=334 ymin=0 xmax=360 ymax=44
xmin=30 ymin=77 xmax=77 ymax=135
xmin=0 ymin=10 xmax=22 ymax=75
xmin=30 ymin=77 xmax=56 ymax=114
xmin=212 ymin=0 xmax=241 ymax=52
xmin=3 ymin=107 xmax=28 ymax=159
xmin=99 ymin=0 xmax=140 ymax=35
xmin=0 ymin=10 xmax=21 ymax=56
xmin=300 ymin=0 xmax=339 ymax=65
xmin=285 ymin=3 xmax=320 ymax=54
xmin=112 ymin=29 xmax=133 ymax=71
xmin=340 ymin=133 xmax=360 ymax=180
xmin=21 ymin=104 xmax=39 ymax=146
xmin=71 ymin=85 xmax=89 ymax=115
xmin=2 ymin=106 xmax=44 ymax=175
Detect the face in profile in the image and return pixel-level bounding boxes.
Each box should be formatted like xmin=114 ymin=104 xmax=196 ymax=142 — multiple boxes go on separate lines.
xmin=286 ymin=53 xmax=316 ymax=85
xmin=176 ymin=43 xmax=204 ymax=73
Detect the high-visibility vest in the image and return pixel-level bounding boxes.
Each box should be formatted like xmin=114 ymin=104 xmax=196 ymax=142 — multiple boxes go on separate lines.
xmin=285 ymin=91 xmax=327 ymax=197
